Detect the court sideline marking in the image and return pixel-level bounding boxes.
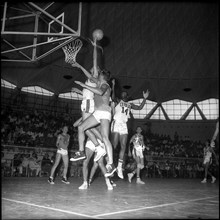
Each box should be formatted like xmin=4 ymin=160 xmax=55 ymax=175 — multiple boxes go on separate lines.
xmin=2 ymin=197 xmax=100 ymax=219
xmin=93 ymin=196 xmax=218 ymax=218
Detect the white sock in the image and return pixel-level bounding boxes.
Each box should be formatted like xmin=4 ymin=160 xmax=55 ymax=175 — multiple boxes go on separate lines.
xmin=118 ymin=160 xmax=123 ymax=169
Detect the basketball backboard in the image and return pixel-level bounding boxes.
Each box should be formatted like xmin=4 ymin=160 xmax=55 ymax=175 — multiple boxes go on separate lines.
xmin=1 ymin=2 xmax=82 ymax=62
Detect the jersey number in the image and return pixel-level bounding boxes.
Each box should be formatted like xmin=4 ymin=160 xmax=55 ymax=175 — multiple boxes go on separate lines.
xmin=122 ymin=107 xmax=129 ymax=115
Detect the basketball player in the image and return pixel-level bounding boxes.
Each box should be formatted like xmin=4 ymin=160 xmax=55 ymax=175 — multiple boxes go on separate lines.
xmin=78 ymin=139 xmax=114 ymax=190
xmin=211 ymin=119 xmax=219 ymax=148
xmin=127 ymin=126 xmax=148 ymax=184
xmin=111 ymin=78 xmax=149 ymax=179
xmin=201 ymin=140 xmax=219 ymax=183
xmin=48 ymin=126 xmax=70 ymax=184
xmin=70 ymin=38 xmax=106 ymax=162
xmin=72 ymin=66 xmax=116 ymax=177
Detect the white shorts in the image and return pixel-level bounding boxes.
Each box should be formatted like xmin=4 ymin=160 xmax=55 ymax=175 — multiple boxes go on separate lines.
xmin=132 ymin=146 xmax=144 ymax=159
xmin=85 ymin=140 xmax=96 ymax=152
xmin=111 ymin=120 xmax=128 ymax=135
xmin=81 ymin=99 xmax=95 ymax=113
xmin=203 ymin=157 xmax=212 ymax=165
xmin=57 ymin=148 xmax=68 ymax=156
xmin=93 ymin=110 xmax=111 ymax=123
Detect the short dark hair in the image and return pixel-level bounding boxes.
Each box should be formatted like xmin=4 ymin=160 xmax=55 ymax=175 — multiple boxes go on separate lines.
xmin=101 ymin=69 xmax=111 ymax=82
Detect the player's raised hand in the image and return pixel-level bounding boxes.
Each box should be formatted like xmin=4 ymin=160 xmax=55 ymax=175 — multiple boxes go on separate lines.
xmin=87 ymin=38 xmax=103 ymax=53
xmin=112 ymin=78 xmax=115 ymax=85
xmin=143 ymin=90 xmax=150 ymax=99
xmin=210 ymin=140 xmax=215 ymax=148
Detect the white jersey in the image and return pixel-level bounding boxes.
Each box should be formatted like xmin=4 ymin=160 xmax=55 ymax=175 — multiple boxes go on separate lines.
xmin=113 ymin=100 xmax=131 ymax=123
xmin=82 ymin=79 xmax=97 ymax=100
xmin=132 ymin=134 xmax=144 ymax=150
xmin=131 ymin=134 xmax=145 ymax=159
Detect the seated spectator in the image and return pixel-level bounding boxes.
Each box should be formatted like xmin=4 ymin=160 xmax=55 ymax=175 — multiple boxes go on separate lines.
xmin=145 ymin=160 xmax=154 ymax=178
xmin=160 ymin=162 xmax=167 ymax=177
xmin=41 ymin=153 xmax=52 ymax=166
xmin=154 ymin=161 xmax=162 ymax=178
xmin=41 ymin=153 xmax=53 ymax=176
xmin=12 ymin=153 xmax=23 ymax=176
xmin=1 ymin=152 xmax=6 ymax=177
xmin=18 ymin=154 xmax=30 ymax=176
xmin=28 ymin=153 xmax=42 ymax=177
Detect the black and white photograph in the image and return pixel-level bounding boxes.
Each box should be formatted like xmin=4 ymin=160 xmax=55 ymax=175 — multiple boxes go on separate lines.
xmin=1 ymin=2 xmax=219 ymax=219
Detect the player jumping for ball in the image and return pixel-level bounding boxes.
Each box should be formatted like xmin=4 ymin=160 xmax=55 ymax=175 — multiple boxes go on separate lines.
xmin=70 ymin=36 xmax=106 ymax=163
xmin=71 ymin=64 xmax=116 ymax=177
xmin=111 ymin=78 xmax=149 ymax=179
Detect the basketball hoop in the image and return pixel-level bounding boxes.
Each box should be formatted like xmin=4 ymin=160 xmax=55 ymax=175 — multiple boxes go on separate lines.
xmin=62 ymin=38 xmax=83 ymax=65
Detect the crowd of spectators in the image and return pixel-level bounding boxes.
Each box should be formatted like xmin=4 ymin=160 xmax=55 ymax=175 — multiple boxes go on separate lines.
xmin=1 ymin=106 xmax=79 ymax=149
xmin=1 ymin=106 xmax=219 ymax=179
xmin=143 ymin=131 xmax=208 ymax=159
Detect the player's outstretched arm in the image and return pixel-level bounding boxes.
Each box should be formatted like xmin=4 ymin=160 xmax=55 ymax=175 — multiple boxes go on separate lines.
xmin=131 ymin=90 xmax=150 ymax=110
xmin=72 ymin=62 xmax=99 ymax=84
xmin=75 ymin=80 xmax=108 ymax=96
xmin=211 ymin=121 xmax=219 ymax=147
xmin=71 ymin=87 xmax=83 ymax=95
xmin=92 ymin=38 xmax=99 ymax=78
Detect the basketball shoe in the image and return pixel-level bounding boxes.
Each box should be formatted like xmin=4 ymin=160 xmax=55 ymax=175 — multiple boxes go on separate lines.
xmin=201 ymin=178 xmax=207 ymax=183
xmin=105 ymin=178 xmax=113 ymax=190
xmin=211 ymin=176 xmax=216 ymax=183
xmin=128 ymin=173 xmax=134 ymax=183
xmin=79 ymin=182 xmax=88 ymax=189
xmin=70 ymin=151 xmax=86 ymax=161
xmin=110 ymin=179 xmax=116 ymax=187
xmin=94 ymin=144 xmax=106 ymax=162
xmin=136 ymin=177 xmax=145 ymax=184
xmin=48 ymin=177 xmax=55 ymax=184
xmin=105 ymin=164 xmax=116 ymax=177
xmin=62 ymin=177 xmax=70 ymax=184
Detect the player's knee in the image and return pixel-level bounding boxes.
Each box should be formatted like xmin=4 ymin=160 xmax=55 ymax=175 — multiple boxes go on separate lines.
xmin=78 ymin=124 xmax=84 ymax=133
xmin=83 ymin=159 xmax=89 ymax=166
xmin=95 ymin=161 xmax=100 ymax=167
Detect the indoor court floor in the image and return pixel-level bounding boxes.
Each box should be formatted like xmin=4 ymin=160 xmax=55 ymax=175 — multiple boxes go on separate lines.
xmin=2 ymin=176 xmax=219 ymax=219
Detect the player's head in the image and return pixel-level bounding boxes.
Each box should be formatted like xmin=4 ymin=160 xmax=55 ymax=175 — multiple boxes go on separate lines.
xmin=99 ymin=69 xmax=111 ymax=82
xmin=121 ymin=91 xmax=128 ymax=101
xmin=136 ymin=126 xmax=142 ymax=133
xmin=62 ymin=126 xmax=68 ymax=133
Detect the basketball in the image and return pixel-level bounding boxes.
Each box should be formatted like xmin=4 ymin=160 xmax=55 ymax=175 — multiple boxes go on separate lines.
xmin=93 ymin=29 xmax=104 ymax=41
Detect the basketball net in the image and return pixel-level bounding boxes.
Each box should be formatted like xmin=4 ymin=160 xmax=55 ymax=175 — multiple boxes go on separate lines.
xmin=62 ymin=38 xmax=83 ymax=65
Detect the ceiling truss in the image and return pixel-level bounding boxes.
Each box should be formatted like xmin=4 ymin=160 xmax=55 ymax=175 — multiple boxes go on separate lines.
xmin=1 ymin=2 xmax=82 ymax=63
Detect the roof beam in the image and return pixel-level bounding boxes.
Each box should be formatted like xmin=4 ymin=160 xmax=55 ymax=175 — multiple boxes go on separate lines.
xmin=145 ymin=103 xmax=159 ymax=119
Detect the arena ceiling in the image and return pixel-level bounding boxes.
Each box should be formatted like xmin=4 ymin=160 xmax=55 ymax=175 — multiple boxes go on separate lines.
xmin=1 ymin=2 xmax=219 ymax=103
